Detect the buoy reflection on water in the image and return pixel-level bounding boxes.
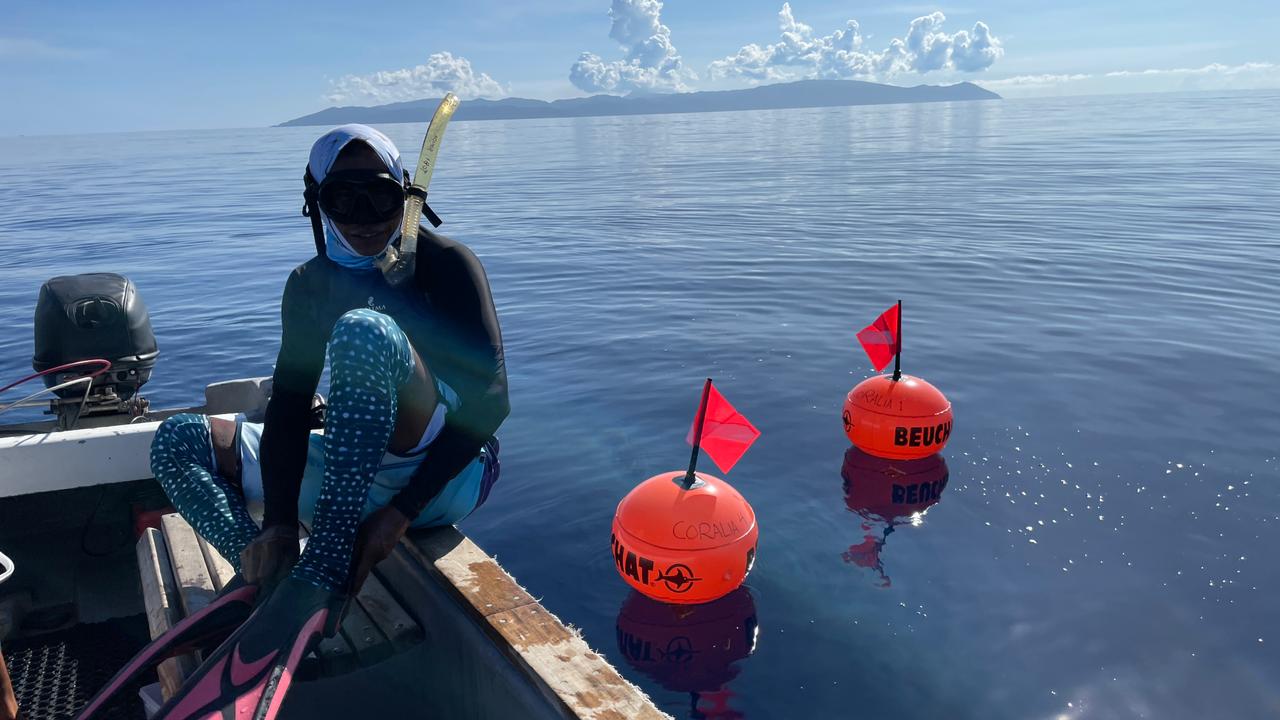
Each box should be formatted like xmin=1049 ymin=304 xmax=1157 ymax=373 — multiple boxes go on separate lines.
xmin=616 ymin=586 xmax=758 ymax=719
xmin=840 ymin=447 xmax=950 ymax=586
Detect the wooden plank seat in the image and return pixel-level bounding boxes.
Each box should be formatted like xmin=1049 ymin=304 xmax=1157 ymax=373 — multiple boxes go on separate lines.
xmin=137 ymin=513 xmax=424 ymax=698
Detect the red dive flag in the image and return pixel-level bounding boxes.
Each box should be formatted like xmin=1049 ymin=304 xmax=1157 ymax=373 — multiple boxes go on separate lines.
xmin=856 ymin=303 xmax=900 ymax=372
xmin=686 ymin=381 xmax=761 ymax=474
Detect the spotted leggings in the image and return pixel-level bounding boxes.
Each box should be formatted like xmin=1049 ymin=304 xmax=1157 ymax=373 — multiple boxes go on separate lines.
xmin=151 ymin=309 xmax=417 ymax=592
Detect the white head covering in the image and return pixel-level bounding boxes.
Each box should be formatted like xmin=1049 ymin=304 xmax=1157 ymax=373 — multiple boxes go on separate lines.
xmin=307 ymin=124 xmax=405 ymax=270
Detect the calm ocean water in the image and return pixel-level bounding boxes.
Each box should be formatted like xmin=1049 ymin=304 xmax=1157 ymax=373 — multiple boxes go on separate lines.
xmin=2 ymin=91 xmax=1278 ymax=718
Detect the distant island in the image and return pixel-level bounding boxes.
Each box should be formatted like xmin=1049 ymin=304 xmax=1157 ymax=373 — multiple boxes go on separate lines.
xmin=278 ymin=79 xmax=1000 ymax=127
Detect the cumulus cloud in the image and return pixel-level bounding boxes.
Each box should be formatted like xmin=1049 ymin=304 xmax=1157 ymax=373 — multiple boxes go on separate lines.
xmin=327 ymin=51 xmax=505 ymax=104
xmin=708 ymin=4 xmax=1003 ymax=83
xmin=569 ymin=0 xmax=694 ymax=94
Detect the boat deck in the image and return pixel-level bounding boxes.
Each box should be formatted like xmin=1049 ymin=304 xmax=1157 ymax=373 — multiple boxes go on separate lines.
xmin=140 ymin=513 xmax=668 ymax=719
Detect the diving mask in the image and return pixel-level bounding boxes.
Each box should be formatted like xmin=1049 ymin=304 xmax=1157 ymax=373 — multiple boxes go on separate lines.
xmin=315 ymin=170 xmax=406 ymax=225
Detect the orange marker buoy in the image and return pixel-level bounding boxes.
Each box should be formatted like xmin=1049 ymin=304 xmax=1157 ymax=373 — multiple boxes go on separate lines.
xmin=611 ymin=471 xmax=758 ymax=605
xmin=842 ymin=373 xmax=953 ymax=460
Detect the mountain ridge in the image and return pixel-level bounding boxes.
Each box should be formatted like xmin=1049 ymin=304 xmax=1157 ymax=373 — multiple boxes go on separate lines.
xmin=278 ymin=78 xmax=1000 ymax=127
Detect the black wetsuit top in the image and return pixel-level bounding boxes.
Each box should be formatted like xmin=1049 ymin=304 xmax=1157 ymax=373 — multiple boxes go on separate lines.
xmin=258 ymin=228 xmax=508 ymax=528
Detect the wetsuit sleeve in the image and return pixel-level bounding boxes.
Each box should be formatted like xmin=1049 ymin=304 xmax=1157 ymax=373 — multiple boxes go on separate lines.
xmin=390 ymin=245 xmax=509 ymax=519
xmin=258 ymin=268 xmax=326 ymax=530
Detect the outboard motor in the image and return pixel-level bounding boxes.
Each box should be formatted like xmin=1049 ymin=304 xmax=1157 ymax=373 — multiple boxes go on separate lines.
xmin=32 ymin=273 xmax=158 ymax=428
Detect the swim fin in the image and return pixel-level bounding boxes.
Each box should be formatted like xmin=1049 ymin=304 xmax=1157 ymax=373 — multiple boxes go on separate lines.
xmin=74 ymin=579 xmax=258 ymax=720
xmin=153 ymin=576 xmax=344 ymax=720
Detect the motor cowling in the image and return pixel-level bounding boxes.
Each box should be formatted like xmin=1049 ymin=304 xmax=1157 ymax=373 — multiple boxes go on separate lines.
xmin=32 ymin=273 xmax=158 ymax=410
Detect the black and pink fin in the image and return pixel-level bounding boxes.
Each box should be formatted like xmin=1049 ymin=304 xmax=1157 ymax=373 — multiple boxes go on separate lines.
xmin=74 ymin=582 xmax=258 ymax=720
xmin=153 ymin=577 xmax=340 ymax=720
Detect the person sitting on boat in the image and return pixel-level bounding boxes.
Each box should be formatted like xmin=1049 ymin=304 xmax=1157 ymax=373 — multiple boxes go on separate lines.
xmin=145 ymin=124 xmax=507 ymax=704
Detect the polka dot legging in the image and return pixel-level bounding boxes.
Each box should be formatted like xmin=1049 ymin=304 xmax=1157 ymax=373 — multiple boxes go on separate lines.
xmin=149 ymin=412 xmax=259 ymax=571
xmin=151 ymin=308 xmax=417 ymax=592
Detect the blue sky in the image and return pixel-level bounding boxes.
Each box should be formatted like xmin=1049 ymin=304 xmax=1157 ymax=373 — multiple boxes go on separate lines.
xmin=2 ymin=0 xmax=1277 ymax=136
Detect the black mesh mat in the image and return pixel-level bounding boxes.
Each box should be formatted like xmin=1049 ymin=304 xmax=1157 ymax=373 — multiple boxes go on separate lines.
xmin=5 ymin=614 xmax=152 ymax=720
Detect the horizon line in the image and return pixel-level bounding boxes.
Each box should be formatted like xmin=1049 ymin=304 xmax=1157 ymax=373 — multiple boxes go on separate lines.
xmin=0 ymin=86 xmax=1275 ymax=141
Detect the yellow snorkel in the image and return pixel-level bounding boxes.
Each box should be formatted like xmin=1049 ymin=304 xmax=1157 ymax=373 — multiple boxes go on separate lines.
xmin=378 ymin=92 xmax=462 ymax=285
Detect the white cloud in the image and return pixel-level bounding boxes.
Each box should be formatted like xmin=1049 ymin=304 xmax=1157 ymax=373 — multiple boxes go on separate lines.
xmin=976 ymin=62 xmax=1279 ymax=96
xmin=979 ymin=73 xmax=1092 ymax=89
xmin=708 ymin=4 xmax=1003 ymax=84
xmin=977 ymin=62 xmax=1269 ymax=90
xmin=0 ymin=37 xmax=87 ymax=60
xmin=1104 ymin=62 xmax=1275 ymax=78
xmin=569 ymin=0 xmax=694 ymax=94
xmin=949 ymin=19 xmax=1002 ymax=72
xmin=327 ymin=52 xmax=505 ymax=104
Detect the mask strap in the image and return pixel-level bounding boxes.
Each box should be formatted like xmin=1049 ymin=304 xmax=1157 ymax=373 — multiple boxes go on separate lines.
xmin=302 ymin=167 xmax=328 ymax=260
xmin=402 ymin=171 xmax=444 ymax=228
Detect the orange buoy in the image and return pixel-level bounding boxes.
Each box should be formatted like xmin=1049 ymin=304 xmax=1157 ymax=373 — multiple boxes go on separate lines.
xmin=842 ymin=373 xmax=953 ymax=460
xmin=611 ymin=471 xmax=758 ymax=605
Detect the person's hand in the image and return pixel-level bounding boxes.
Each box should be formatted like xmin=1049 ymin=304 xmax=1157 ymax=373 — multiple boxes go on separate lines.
xmin=349 ymin=506 xmax=412 ymax=594
xmin=240 ymin=525 xmax=300 ymax=587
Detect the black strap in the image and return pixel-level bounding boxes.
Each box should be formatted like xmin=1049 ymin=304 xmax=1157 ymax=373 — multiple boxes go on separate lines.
xmin=405 ymin=186 xmax=443 ymax=227
xmin=302 ymin=168 xmax=329 ymax=260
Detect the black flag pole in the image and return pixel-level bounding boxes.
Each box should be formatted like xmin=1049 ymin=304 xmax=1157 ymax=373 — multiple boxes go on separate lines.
xmin=683 ymin=378 xmax=713 ymax=489
xmin=892 ymin=299 xmax=903 ymax=382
